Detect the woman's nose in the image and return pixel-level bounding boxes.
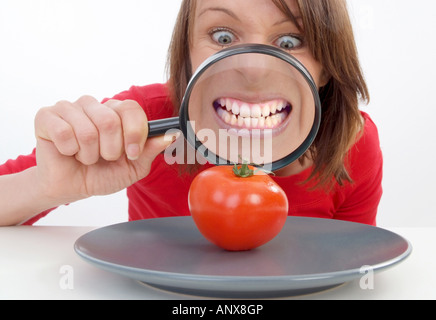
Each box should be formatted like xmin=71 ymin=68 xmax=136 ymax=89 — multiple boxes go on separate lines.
xmin=233 ymin=52 xmax=278 ymax=88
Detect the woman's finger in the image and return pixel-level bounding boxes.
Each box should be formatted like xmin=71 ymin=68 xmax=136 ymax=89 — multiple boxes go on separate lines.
xmin=35 ymin=107 xmax=79 ymax=157
xmin=52 ymin=99 xmax=100 ymax=165
xmin=105 ymin=99 xmax=148 ymax=161
xmin=78 ymin=96 xmax=124 ymax=161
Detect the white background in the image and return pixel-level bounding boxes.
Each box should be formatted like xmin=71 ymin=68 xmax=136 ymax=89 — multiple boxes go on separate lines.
xmin=0 ymin=0 xmax=435 ymax=227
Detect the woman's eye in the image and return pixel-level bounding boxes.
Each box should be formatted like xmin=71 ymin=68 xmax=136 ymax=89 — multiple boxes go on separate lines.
xmin=276 ymin=35 xmax=302 ymax=50
xmin=211 ymin=29 xmax=236 ymax=46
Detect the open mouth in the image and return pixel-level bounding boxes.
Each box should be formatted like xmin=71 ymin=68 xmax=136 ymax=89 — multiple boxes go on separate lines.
xmin=213 ymin=98 xmax=292 ymax=130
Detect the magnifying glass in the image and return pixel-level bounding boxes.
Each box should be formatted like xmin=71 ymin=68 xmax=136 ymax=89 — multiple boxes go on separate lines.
xmin=148 ymin=44 xmax=321 ymax=172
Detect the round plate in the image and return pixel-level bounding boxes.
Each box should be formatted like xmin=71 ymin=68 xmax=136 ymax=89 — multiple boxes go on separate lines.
xmin=74 ymin=217 xmax=412 ymax=298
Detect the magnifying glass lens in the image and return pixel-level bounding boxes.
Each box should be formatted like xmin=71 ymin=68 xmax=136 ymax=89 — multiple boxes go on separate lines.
xmin=181 ymin=45 xmax=320 ymax=172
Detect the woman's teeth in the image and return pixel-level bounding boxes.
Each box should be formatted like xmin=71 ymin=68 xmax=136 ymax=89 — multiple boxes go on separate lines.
xmin=215 ymin=98 xmax=291 ymax=129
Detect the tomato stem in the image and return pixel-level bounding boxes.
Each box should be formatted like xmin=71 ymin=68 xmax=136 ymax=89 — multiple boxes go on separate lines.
xmin=233 ymin=162 xmax=254 ymax=178
xmin=233 ymin=156 xmax=275 ymax=177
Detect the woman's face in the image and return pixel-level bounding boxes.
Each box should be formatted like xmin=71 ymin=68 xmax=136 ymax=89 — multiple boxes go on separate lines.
xmin=188 ymin=0 xmax=325 ymax=166
xmin=191 ymin=0 xmax=324 ymax=80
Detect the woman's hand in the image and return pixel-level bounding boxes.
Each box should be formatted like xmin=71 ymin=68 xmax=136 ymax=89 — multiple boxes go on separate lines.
xmin=33 ymin=95 xmax=176 ymax=205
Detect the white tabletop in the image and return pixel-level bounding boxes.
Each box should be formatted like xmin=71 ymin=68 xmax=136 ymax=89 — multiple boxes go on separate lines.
xmin=0 ymin=224 xmax=435 ymax=300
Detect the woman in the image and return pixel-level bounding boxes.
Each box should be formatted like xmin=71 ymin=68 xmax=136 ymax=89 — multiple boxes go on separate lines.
xmin=0 ymin=0 xmax=382 ymax=226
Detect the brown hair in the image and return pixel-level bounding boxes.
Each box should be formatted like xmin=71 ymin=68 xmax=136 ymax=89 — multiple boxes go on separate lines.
xmin=166 ymin=0 xmax=196 ymax=114
xmin=167 ymin=0 xmax=369 ymax=189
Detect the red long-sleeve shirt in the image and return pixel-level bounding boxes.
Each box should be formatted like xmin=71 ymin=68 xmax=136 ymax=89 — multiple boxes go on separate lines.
xmin=0 ymin=83 xmax=383 ymax=226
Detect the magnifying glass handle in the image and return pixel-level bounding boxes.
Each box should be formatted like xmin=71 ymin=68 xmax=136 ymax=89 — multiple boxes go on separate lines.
xmin=148 ymin=117 xmax=180 ymax=137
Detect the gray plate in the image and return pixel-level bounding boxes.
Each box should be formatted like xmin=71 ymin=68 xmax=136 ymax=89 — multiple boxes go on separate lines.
xmin=74 ymin=217 xmax=412 ymax=298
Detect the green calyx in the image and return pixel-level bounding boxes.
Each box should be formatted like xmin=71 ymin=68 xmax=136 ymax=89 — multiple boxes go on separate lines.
xmin=232 ymin=156 xmax=275 ymax=177
xmin=233 ymin=162 xmax=255 ymax=178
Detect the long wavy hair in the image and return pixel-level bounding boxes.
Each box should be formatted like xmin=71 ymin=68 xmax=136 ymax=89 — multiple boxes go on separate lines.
xmin=166 ymin=0 xmax=369 ymax=189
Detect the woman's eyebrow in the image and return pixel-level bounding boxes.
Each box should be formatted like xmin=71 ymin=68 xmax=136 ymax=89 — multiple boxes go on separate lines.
xmin=198 ymin=7 xmax=241 ymax=22
xmin=198 ymin=7 xmax=302 ymax=29
xmin=273 ymin=16 xmax=302 ymax=27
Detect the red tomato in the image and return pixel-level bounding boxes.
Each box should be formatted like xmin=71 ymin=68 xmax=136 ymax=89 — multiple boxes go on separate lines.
xmin=188 ymin=164 xmax=289 ymax=251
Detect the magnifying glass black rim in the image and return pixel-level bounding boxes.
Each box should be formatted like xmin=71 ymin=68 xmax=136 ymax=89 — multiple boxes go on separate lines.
xmin=179 ymin=43 xmax=321 ymax=172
